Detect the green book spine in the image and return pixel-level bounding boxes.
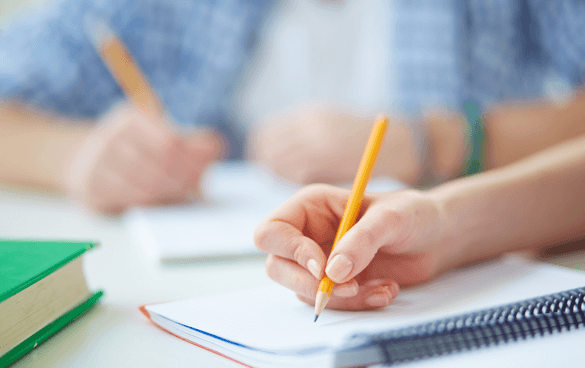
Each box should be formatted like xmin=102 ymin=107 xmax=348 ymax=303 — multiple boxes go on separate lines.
xmin=0 ymin=290 xmax=104 ymax=368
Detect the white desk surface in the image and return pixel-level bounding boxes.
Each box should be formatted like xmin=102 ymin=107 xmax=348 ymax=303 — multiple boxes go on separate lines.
xmin=2 ymin=187 xmax=585 ymax=368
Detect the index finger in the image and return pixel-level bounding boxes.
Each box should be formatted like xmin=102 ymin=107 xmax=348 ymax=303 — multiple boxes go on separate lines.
xmin=253 ymin=184 xmax=351 ymax=279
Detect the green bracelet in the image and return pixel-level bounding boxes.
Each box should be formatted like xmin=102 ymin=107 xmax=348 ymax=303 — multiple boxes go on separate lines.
xmin=461 ymin=99 xmax=485 ymax=176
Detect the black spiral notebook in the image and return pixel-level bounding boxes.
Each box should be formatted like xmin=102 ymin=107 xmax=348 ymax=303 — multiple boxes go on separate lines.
xmin=335 ymin=285 xmax=585 ymax=367
xmin=142 ymin=256 xmax=585 ymax=368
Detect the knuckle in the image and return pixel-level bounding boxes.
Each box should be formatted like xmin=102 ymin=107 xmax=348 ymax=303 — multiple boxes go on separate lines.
xmin=292 ymin=241 xmax=306 ymax=266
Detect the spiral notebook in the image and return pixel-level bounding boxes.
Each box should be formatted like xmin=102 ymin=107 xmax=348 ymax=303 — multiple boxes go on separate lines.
xmin=140 ymin=256 xmax=585 ymax=367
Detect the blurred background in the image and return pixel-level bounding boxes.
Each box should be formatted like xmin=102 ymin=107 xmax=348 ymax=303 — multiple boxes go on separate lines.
xmin=1 ymin=0 xmax=47 ymax=28
xmin=1 ymin=0 xmax=460 ymax=130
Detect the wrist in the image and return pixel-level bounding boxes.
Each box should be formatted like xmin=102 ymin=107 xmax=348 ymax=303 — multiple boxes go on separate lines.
xmin=425 ymin=184 xmax=475 ymax=271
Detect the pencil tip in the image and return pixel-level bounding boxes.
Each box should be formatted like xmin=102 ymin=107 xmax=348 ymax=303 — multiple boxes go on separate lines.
xmin=314 ymin=314 xmax=319 ymax=322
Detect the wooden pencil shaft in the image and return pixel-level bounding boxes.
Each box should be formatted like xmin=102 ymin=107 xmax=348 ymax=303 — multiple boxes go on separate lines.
xmin=314 ymin=116 xmax=388 ymax=320
xmin=322 ymin=117 xmax=389 ymax=296
xmin=98 ymin=36 xmax=163 ymax=119
xmin=330 ymin=117 xmax=388 ymax=250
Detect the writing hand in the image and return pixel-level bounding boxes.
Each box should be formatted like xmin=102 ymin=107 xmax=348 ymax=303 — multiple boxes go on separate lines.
xmin=250 ymin=107 xmax=419 ymax=185
xmin=254 ymin=184 xmax=456 ymax=310
xmin=63 ymin=103 xmax=220 ymax=213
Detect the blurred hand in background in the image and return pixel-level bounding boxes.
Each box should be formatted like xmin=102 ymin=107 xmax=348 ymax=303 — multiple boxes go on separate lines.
xmin=249 ymin=105 xmax=471 ymax=188
xmin=64 ymin=103 xmax=221 ymax=214
xmin=249 ymin=106 xmax=421 ymax=186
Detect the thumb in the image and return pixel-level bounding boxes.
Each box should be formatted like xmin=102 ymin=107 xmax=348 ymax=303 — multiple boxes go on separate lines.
xmin=325 ymin=203 xmax=412 ymax=283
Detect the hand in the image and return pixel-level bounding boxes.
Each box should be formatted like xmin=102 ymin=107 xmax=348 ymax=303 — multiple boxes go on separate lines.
xmin=63 ymin=103 xmax=220 ymax=214
xmin=254 ymin=184 xmax=460 ymax=310
xmin=249 ymin=107 xmax=420 ymax=185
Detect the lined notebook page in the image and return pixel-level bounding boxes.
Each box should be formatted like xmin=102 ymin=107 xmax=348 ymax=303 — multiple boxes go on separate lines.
xmin=145 ymin=256 xmax=585 ymax=353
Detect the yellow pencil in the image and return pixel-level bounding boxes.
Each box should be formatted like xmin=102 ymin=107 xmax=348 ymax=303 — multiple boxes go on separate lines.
xmin=314 ymin=115 xmax=389 ymax=322
xmin=89 ymin=20 xmax=163 ymax=119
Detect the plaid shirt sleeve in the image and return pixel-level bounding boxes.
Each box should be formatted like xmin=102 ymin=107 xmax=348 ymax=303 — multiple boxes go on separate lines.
xmin=0 ymin=0 xmax=266 ymax=128
xmin=461 ymin=0 xmax=585 ymax=108
xmin=531 ymin=0 xmax=585 ymax=88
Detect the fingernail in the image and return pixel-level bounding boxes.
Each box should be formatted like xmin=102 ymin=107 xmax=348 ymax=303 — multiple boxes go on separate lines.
xmin=307 ymin=259 xmax=322 ymax=279
xmin=326 ymin=254 xmax=353 ymax=282
xmin=366 ymin=293 xmax=391 ymax=307
xmin=333 ymin=283 xmax=359 ymax=298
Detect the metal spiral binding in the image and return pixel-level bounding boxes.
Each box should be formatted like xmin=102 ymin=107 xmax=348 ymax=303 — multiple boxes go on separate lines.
xmin=350 ymin=286 xmax=585 ymax=366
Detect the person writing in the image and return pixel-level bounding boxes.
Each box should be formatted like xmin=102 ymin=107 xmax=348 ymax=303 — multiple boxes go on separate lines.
xmin=0 ymin=0 xmax=266 ymax=213
xmin=253 ymin=92 xmax=585 ymax=309
xmin=253 ymin=0 xmax=585 ymax=189
xmin=253 ymin=0 xmax=585 ymax=310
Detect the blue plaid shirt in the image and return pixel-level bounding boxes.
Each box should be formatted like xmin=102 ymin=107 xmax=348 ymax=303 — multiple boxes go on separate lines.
xmin=0 ymin=0 xmax=266 ymax=158
xmin=394 ymin=0 xmax=585 ymax=113
xmin=1 ymin=0 xmax=584 ymax=135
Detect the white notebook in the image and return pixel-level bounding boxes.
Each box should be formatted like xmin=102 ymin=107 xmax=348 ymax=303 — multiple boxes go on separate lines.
xmin=125 ymin=161 xmax=405 ymax=263
xmin=141 ymin=256 xmax=585 ymax=367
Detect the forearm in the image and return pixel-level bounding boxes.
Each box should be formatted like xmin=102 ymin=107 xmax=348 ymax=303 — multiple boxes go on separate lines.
xmin=430 ymin=134 xmax=585 ymax=268
xmin=483 ymin=93 xmax=585 ymax=169
xmin=0 ymin=102 xmax=91 ymax=190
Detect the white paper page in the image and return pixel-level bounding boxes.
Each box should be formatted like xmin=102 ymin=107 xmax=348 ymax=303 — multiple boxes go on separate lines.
xmin=126 ymin=161 xmax=405 ymax=262
xmin=146 ymin=256 xmax=585 ymax=352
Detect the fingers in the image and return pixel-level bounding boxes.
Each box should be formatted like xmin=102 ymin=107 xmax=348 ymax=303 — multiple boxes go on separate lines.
xmin=102 ymin=138 xmax=172 ymax=195
xmin=103 ymin=125 xmax=193 ymax=203
xmin=265 ymin=252 xmax=402 ymax=311
xmin=265 ymin=254 xmax=360 ymax=300
xmin=69 ymin=103 xmax=220 ymax=213
xmin=356 ymin=251 xmax=439 ymax=286
xmin=326 ymin=190 xmax=441 ymax=282
xmin=326 ymin=201 xmax=407 ymax=282
xmin=255 ymin=184 xmax=353 ymax=278
xmin=182 ymin=132 xmax=222 ymax=196
xmin=84 ymin=167 xmax=150 ymax=213
xmin=255 ymin=220 xmax=328 ymax=279
xmin=251 ymin=112 xmax=321 ymax=183
xmin=297 ymin=279 xmax=400 ymax=311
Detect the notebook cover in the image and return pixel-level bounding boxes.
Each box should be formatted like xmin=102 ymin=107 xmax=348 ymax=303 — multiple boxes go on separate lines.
xmin=0 ymin=240 xmax=98 ymax=303
xmin=1 ymin=290 xmax=104 ymax=367
xmin=139 ymin=304 xmax=254 ymax=368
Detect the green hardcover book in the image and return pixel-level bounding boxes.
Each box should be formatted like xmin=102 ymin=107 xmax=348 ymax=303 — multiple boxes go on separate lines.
xmin=0 ymin=240 xmax=104 ymax=367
